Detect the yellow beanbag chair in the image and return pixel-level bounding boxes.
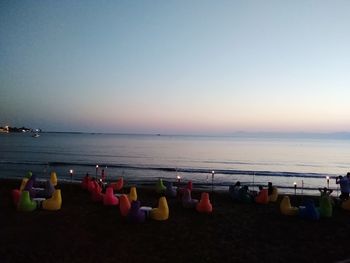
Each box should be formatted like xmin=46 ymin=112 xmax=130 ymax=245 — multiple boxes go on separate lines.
xmin=19 ymin=178 xmax=29 ymax=192
xmin=269 ymin=187 xmax=278 ymax=202
xmin=43 ymin=189 xmax=62 ymax=211
xmin=128 ymin=186 xmax=137 ymax=202
xmin=150 ymin=196 xmax=169 ymax=221
xmin=280 ymin=196 xmax=298 ymax=216
xmin=50 ymin=172 xmax=58 ymax=187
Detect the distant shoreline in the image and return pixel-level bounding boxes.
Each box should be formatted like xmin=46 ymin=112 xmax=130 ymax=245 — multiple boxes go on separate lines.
xmin=5 ymin=130 xmax=349 ymax=139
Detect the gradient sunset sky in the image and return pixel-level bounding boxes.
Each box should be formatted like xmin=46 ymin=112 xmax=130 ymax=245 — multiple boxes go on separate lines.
xmin=1 ymin=1 xmax=349 ymax=134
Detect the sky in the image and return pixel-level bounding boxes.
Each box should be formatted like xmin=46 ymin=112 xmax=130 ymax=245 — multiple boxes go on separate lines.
xmin=1 ymin=0 xmax=350 ymax=134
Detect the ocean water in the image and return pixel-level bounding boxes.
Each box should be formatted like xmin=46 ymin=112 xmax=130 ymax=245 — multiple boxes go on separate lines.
xmin=1 ymin=132 xmax=349 ymax=195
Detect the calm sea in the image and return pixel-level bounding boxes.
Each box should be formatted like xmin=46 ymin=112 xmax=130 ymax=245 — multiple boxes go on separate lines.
xmin=1 ymin=132 xmax=349 ymax=195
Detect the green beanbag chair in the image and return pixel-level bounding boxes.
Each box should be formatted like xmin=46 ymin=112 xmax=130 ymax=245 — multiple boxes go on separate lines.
xmin=17 ymin=191 xmax=36 ymax=212
xmin=319 ymin=195 xmax=332 ymax=218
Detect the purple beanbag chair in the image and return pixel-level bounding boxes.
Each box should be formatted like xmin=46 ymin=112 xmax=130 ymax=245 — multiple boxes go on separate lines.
xmin=182 ymin=189 xmax=198 ymax=209
xmin=127 ymin=201 xmax=146 ymax=223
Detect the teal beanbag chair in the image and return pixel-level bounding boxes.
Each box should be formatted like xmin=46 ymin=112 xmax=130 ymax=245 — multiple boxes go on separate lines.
xmin=238 ymin=187 xmax=253 ymax=203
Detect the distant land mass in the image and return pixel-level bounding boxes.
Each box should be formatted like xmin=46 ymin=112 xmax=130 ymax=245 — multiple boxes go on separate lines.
xmin=40 ymin=130 xmax=350 ymax=139
xmin=228 ymin=131 xmax=350 ymax=139
xmin=1 ymin=126 xmax=349 ymax=139
xmin=0 ymin=126 xmax=41 ymax=133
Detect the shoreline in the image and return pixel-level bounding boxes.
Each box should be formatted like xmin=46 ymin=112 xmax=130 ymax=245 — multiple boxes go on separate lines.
xmin=0 ymin=174 xmax=338 ymax=197
xmin=1 ymin=178 xmax=350 ymax=262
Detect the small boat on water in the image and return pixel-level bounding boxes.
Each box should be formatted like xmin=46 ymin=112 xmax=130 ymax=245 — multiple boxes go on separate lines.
xmin=32 ymin=133 xmax=40 ymax=138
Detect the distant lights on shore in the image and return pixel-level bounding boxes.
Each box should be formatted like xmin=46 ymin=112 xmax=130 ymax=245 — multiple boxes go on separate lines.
xmin=177 ymin=175 xmax=181 ymax=183
xmin=211 ymin=171 xmax=215 ymax=193
xmin=69 ymin=169 xmax=74 ymax=185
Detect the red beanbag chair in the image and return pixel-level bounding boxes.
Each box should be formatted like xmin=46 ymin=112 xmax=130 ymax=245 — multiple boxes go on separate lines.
xmin=255 ymin=189 xmax=269 ymax=204
xmin=196 ymin=192 xmax=212 ymax=213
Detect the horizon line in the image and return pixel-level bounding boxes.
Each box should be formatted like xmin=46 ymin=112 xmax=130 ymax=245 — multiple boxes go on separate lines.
xmin=38 ymin=130 xmax=350 ymax=138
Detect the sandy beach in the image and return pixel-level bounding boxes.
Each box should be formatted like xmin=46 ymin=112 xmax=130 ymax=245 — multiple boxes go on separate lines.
xmin=1 ymin=178 xmax=350 ymax=263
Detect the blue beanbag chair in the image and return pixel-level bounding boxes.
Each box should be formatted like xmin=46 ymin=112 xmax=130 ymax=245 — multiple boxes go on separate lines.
xmin=299 ymin=199 xmax=320 ymax=221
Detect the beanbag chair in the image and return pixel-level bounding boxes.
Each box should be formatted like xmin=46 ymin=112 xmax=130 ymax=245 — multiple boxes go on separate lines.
xmin=81 ymin=175 xmax=91 ymax=189
xmin=238 ymin=188 xmax=253 ymax=203
xmin=299 ymin=199 xmax=320 ymax=220
xmin=19 ymin=178 xmax=29 ymax=192
xmin=341 ymin=199 xmax=350 ymax=211
xmin=12 ymin=189 xmax=21 ymax=207
xmin=91 ymin=184 xmax=104 ymax=202
xmin=280 ymin=196 xmax=298 ymax=216
xmin=24 ymin=175 xmax=36 ymax=198
xmin=182 ymin=189 xmax=198 ymax=208
xmin=165 ymin=182 xmax=177 ymax=198
xmin=119 ymin=194 xmax=131 ymax=217
xmin=196 ymin=192 xmax=213 ymax=213
xmin=25 ymin=171 xmax=32 ymax=179
xmin=268 ymin=187 xmax=278 ymax=202
xmin=36 ymin=180 xmax=55 ymax=199
xmin=12 ymin=178 xmax=29 ymax=206
xmin=155 ymin=178 xmax=166 ymax=194
xmin=150 ymin=196 xmax=169 ymax=221
xmin=319 ymin=195 xmax=332 ymax=217
xmin=229 ymin=185 xmax=240 ymax=201
xmin=255 ymin=189 xmax=269 ymax=204
xmin=42 ymin=189 xmax=62 ymax=211
xmin=128 ymin=186 xmax=137 ymax=202
xmin=18 ymin=191 xmax=36 ymax=212
xmin=103 ymin=187 xmax=119 ymax=206
xmin=50 ymin=172 xmax=58 ymax=186
xmin=127 ymin=201 xmax=146 ymax=223
xmin=111 ymin=177 xmax=124 ymax=191
xmin=87 ymin=179 xmax=97 ymax=193
xmin=178 ymin=181 xmax=193 ymax=196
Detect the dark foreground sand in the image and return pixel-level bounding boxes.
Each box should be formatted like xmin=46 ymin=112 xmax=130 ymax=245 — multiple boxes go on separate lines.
xmin=1 ymin=178 xmax=350 ymax=263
